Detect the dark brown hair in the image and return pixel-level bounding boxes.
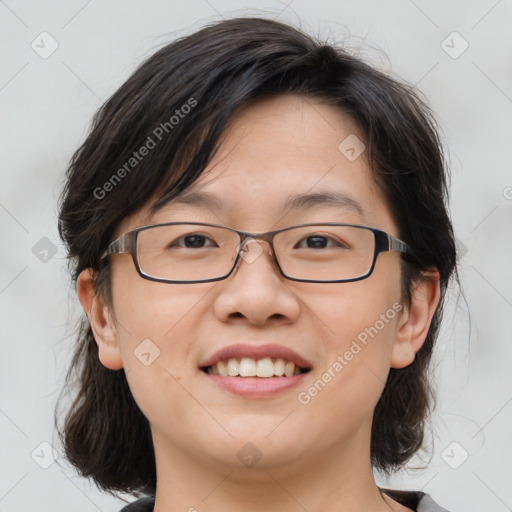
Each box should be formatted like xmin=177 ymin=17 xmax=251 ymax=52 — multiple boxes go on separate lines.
xmin=57 ymin=16 xmax=457 ymax=496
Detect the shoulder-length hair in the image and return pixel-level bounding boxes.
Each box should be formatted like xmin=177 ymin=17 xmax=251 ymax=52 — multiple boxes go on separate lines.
xmin=57 ymin=16 xmax=457 ymax=496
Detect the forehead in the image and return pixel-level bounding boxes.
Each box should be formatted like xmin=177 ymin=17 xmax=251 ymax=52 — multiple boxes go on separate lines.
xmin=138 ymin=95 xmax=395 ymax=231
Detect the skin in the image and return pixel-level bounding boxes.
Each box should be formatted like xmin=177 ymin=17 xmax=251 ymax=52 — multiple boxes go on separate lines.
xmin=78 ymin=94 xmax=440 ymax=512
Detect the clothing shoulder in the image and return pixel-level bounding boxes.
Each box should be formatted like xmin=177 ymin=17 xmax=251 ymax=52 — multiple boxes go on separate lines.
xmin=417 ymin=492 xmax=452 ymax=512
xmin=119 ymin=496 xmax=155 ymax=511
xmin=381 ymin=488 xmax=451 ymax=512
xmin=119 ymin=491 xmax=452 ymax=512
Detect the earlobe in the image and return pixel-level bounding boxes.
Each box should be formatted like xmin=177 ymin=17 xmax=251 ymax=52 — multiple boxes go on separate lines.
xmin=391 ymin=270 xmax=441 ymax=369
xmin=77 ymin=268 xmax=124 ymax=370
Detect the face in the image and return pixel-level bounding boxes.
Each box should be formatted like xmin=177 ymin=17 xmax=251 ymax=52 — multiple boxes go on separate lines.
xmin=91 ymin=94 xmax=418 ymax=480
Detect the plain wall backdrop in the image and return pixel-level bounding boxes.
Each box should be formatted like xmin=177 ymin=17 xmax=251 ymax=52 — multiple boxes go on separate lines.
xmin=1 ymin=1 xmax=511 ymax=511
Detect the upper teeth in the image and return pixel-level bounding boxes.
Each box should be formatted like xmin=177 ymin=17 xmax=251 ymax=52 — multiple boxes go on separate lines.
xmin=207 ymin=357 xmax=301 ymax=377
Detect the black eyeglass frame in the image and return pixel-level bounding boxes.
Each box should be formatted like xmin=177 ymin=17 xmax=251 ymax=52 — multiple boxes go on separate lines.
xmin=100 ymin=221 xmax=414 ymax=284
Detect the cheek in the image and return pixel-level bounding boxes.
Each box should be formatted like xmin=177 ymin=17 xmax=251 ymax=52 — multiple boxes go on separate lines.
xmin=109 ymin=272 xmax=218 ymax=435
xmin=310 ymin=264 xmax=402 ymax=354
xmin=294 ymin=315 xmax=400 ymax=449
xmin=110 ymin=258 xmax=212 ymax=350
xmin=109 ymin=262 xmax=215 ymax=382
xmin=297 ymin=267 xmax=403 ymax=415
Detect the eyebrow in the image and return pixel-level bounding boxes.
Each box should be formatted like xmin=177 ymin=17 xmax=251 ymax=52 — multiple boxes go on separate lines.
xmin=280 ymin=189 xmax=365 ymax=216
xmin=162 ymin=188 xmax=365 ymax=217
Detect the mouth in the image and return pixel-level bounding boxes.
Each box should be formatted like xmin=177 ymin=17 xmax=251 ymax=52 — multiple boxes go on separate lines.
xmin=198 ymin=344 xmax=313 ymax=397
xmin=201 ymin=357 xmax=311 ymax=378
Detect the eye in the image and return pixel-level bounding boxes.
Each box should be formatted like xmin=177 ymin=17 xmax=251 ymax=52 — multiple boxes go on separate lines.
xmin=295 ymin=234 xmax=349 ymax=249
xmin=169 ymin=233 xmax=218 ymax=249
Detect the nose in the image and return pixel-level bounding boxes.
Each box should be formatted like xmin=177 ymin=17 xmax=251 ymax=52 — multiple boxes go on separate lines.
xmin=212 ymin=238 xmax=301 ymax=326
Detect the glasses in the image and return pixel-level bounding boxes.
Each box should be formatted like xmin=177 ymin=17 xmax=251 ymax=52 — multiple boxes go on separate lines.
xmin=100 ymin=222 xmax=413 ymax=284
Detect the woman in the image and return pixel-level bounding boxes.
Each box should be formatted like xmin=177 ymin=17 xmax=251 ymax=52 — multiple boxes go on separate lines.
xmin=57 ymin=17 xmax=457 ymax=512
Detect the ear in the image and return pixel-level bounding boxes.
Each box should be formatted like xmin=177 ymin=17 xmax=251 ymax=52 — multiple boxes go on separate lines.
xmin=77 ymin=268 xmax=123 ymax=370
xmin=391 ymin=270 xmax=441 ymax=369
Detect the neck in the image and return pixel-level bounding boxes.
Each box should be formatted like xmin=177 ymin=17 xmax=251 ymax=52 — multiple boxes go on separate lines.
xmin=150 ymin=420 xmax=410 ymax=512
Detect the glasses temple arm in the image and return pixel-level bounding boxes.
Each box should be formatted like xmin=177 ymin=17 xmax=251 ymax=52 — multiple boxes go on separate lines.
xmin=100 ymin=233 xmax=129 ymax=259
xmin=388 ymin=235 xmax=410 ymax=254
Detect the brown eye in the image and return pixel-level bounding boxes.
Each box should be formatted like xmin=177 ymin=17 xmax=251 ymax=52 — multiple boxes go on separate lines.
xmin=169 ymin=233 xmax=218 ymax=249
xmin=295 ymin=234 xmax=348 ymax=249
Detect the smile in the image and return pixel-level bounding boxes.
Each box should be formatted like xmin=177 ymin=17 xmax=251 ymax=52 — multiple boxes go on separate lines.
xmin=202 ymin=357 xmax=310 ymax=377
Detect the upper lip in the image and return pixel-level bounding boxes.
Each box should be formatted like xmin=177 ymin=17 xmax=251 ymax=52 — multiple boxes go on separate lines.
xmin=200 ymin=343 xmax=313 ymax=370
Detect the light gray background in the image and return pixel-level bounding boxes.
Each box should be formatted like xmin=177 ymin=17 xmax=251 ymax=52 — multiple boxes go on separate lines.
xmin=1 ymin=1 xmax=511 ymax=511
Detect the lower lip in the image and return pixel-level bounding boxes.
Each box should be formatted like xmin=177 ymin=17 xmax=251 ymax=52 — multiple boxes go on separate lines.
xmin=201 ymin=371 xmax=310 ymax=398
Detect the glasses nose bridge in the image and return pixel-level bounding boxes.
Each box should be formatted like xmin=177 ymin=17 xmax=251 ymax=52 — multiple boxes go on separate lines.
xmin=236 ymin=229 xmax=278 ymax=259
